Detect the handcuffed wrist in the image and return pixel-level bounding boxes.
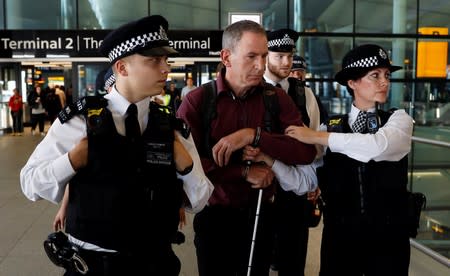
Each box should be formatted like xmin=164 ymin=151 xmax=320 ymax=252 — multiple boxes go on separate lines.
xmin=252 ymin=126 xmax=261 ymax=147
xmin=242 ymin=165 xmax=250 ymax=180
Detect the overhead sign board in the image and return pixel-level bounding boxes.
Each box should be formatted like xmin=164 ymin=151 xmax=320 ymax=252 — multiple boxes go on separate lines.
xmin=0 ymin=30 xmax=224 ymax=59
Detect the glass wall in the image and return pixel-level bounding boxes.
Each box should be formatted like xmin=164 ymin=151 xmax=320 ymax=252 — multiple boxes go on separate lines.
xmin=5 ymin=0 xmax=76 ymax=29
xmin=79 ymin=0 xmax=148 ymax=29
xmin=355 ymin=0 xmax=417 ymax=33
xmin=289 ymin=0 xmax=354 ymax=33
xmin=151 ymin=0 xmax=219 ymax=30
xmin=221 ymin=0 xmax=288 ymax=30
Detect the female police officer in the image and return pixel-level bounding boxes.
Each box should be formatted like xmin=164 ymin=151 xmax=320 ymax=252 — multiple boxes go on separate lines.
xmin=20 ymin=15 xmax=213 ymax=276
xmin=285 ymin=44 xmax=414 ymax=276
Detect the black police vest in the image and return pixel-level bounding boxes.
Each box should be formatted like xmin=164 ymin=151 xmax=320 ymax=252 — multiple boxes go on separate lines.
xmin=65 ymin=100 xmax=183 ymax=252
xmin=318 ymin=110 xmax=409 ymax=225
xmin=287 ymin=77 xmax=310 ymax=127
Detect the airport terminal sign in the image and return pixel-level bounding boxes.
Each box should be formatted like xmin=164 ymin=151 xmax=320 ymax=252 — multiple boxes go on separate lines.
xmin=0 ymin=30 xmax=223 ymax=58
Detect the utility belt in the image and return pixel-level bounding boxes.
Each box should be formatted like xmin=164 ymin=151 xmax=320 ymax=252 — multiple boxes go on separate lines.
xmin=44 ymin=231 xmax=179 ymax=275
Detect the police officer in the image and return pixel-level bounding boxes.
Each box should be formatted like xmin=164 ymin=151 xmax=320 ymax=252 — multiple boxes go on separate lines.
xmin=290 ymin=55 xmax=307 ymax=80
xmin=20 ymin=15 xmax=213 ymax=276
xmin=262 ymin=29 xmax=325 ymax=276
xmin=285 ymin=44 xmax=414 ymax=275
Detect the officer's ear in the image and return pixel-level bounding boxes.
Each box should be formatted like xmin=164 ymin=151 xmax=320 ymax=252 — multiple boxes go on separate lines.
xmin=347 ymin=79 xmax=358 ymax=90
xmin=114 ymin=59 xmax=129 ymax=77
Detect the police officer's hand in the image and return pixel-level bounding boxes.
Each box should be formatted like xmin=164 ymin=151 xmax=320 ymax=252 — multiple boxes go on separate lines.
xmin=212 ymin=128 xmax=254 ymax=167
xmin=285 ymin=125 xmax=329 ymax=146
xmin=53 ymin=206 xmax=66 ymax=231
xmin=174 ymin=132 xmax=193 ymax=173
xmin=307 ymin=187 xmax=321 ymax=201
xmin=68 ymin=137 xmax=88 ymax=171
xmin=242 ymin=146 xmax=274 ymax=167
xmin=244 ymin=163 xmax=275 ymax=189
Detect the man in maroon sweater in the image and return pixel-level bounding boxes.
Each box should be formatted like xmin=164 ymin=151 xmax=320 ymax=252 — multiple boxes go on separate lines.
xmin=177 ymin=20 xmax=316 ymax=276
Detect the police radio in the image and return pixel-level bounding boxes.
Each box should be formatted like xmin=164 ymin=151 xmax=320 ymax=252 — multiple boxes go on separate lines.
xmin=366 ymin=102 xmax=381 ymax=134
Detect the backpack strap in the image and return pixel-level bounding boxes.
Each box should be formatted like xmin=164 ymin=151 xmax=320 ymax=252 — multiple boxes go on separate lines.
xmin=200 ymin=80 xmax=218 ymax=157
xmin=58 ymin=96 xmax=108 ymax=124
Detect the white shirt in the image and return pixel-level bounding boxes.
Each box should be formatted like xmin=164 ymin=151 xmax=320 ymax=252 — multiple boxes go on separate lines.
xmin=327 ymin=104 xmax=413 ymax=163
xmin=20 ymin=88 xmax=213 ymax=212
xmin=263 ymin=75 xmax=322 ymax=195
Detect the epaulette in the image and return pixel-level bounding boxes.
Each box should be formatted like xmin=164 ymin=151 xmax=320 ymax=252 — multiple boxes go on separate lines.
xmin=58 ymin=96 xmax=108 ymax=124
xmin=326 ymin=114 xmax=347 ymax=133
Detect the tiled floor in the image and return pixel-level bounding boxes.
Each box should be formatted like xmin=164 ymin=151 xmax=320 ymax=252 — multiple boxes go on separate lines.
xmin=0 ymin=127 xmax=447 ymax=275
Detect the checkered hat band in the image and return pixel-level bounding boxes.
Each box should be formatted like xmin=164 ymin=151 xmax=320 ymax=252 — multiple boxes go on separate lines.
xmin=345 ymin=56 xmax=378 ymax=69
xmin=104 ymin=74 xmax=116 ymax=90
xmin=108 ymin=31 xmax=167 ymax=62
xmin=268 ymin=37 xmax=295 ymax=48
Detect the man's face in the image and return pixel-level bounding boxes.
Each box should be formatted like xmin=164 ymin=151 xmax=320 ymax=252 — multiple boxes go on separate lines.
xmin=349 ymin=67 xmax=391 ymax=108
xmin=186 ymin=78 xmax=193 ymax=86
xmin=266 ymin=51 xmax=293 ymax=80
xmin=222 ymin=31 xmax=268 ymax=93
xmin=120 ymin=54 xmax=170 ymax=100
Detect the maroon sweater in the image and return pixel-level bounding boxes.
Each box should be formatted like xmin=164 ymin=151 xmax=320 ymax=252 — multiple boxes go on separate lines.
xmin=177 ymin=72 xmax=316 ymax=208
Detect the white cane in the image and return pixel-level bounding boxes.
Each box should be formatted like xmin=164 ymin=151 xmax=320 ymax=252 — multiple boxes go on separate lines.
xmin=247 ymin=188 xmax=263 ymax=276
xmin=246 ymin=127 xmax=263 ymax=276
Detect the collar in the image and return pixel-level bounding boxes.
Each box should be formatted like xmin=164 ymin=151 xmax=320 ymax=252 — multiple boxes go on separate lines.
xmin=263 ymin=75 xmax=289 ymax=92
xmin=349 ymin=104 xmax=376 ymax=125
xmin=105 ymin=87 xmax=151 ymax=120
xmin=216 ymin=68 xmax=265 ymax=98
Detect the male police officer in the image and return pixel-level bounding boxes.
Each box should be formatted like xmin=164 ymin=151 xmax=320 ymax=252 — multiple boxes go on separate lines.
xmin=20 ymin=15 xmax=213 ymax=276
xmin=262 ymin=29 xmax=325 ymax=276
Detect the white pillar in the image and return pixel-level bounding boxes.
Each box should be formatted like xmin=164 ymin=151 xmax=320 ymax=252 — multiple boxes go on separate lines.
xmin=391 ymin=0 xmax=407 ymax=108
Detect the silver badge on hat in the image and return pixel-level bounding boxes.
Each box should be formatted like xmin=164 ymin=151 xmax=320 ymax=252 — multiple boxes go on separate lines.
xmin=379 ymin=49 xmax=387 ymax=59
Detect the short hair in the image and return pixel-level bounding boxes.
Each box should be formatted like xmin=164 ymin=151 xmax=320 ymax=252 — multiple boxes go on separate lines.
xmin=222 ymin=20 xmax=266 ymax=51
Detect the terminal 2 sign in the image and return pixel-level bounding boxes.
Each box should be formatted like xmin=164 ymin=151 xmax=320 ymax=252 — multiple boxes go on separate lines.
xmin=0 ymin=30 xmax=223 ymax=58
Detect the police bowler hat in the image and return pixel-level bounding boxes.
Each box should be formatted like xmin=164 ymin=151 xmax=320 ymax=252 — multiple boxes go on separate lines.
xmin=292 ymin=55 xmax=307 ymax=71
xmin=335 ymin=44 xmax=402 ymax=86
xmin=99 ymin=15 xmax=178 ymax=64
xmin=267 ymin=29 xmax=299 ymax=52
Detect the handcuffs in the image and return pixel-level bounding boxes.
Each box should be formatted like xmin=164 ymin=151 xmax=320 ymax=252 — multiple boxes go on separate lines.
xmin=43 ymin=231 xmax=89 ymax=274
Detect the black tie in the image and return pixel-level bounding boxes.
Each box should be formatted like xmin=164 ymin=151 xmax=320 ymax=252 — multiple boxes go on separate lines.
xmin=125 ymin=103 xmax=140 ymax=141
xmin=352 ymin=111 xmax=367 ymax=133
xmin=275 ymin=83 xmax=282 ymax=88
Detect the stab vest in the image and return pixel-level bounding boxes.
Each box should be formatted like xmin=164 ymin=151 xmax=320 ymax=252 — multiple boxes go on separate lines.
xmin=318 ymin=110 xmax=409 ymax=226
xmin=287 ymin=77 xmax=310 ymax=127
xmin=63 ymin=97 xmax=183 ymax=252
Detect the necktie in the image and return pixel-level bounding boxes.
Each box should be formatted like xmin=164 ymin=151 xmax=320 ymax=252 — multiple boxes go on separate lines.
xmin=275 ymin=83 xmax=282 ymax=88
xmin=352 ymin=111 xmax=367 ymax=133
xmin=125 ymin=103 xmax=140 ymax=141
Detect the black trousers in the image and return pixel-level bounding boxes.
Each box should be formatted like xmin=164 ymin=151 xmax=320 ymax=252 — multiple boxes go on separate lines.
xmin=30 ymin=113 xmax=46 ymax=132
xmin=63 ymin=246 xmax=180 ymax=276
xmin=194 ymin=204 xmax=275 ymax=276
xmin=273 ymin=192 xmax=309 ymax=276
xmin=10 ymin=110 xmax=23 ymax=133
xmin=319 ymin=216 xmax=410 ymax=276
